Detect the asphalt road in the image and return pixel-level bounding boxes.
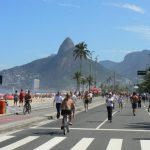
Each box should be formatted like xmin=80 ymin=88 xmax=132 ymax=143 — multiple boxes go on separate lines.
xmin=0 ymin=100 xmax=150 ymax=150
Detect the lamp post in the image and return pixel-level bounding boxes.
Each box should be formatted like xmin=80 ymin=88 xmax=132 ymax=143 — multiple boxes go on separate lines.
xmin=89 ymin=51 xmax=94 ymax=77
xmin=94 ymin=55 xmax=99 ymax=87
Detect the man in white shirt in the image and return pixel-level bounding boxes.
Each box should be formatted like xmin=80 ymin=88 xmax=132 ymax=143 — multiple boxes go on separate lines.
xmin=53 ymin=92 xmax=63 ymax=119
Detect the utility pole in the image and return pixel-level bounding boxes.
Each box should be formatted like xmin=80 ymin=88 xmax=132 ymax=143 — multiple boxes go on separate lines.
xmin=94 ymin=55 xmax=99 ymax=87
xmin=89 ymin=51 xmax=94 ymax=77
xmin=113 ymin=72 xmax=116 ymax=92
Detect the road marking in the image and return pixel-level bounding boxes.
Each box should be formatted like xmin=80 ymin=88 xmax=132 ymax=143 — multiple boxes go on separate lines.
xmin=0 ymin=129 xmax=24 ymax=136
xmin=34 ymin=137 xmax=66 ymax=150
xmin=0 ymin=136 xmax=39 ymax=150
xmin=71 ymin=138 xmax=94 ymax=150
xmin=140 ymin=140 xmax=150 ymax=150
xmin=106 ymin=139 xmax=123 ymax=150
xmin=96 ymin=111 xmax=117 ymax=129
xmin=30 ymin=120 xmax=54 ymax=129
xmin=32 ymin=126 xmax=150 ymax=132
xmin=0 ymin=136 xmax=15 ymax=142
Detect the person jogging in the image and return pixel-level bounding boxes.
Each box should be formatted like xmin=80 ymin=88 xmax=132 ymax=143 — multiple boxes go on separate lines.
xmin=131 ymin=92 xmax=139 ymax=116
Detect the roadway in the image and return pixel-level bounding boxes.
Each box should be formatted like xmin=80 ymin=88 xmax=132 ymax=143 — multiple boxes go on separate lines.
xmin=0 ymin=99 xmax=150 ymax=150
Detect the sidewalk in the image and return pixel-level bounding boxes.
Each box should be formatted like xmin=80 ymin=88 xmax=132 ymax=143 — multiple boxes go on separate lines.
xmin=0 ymin=97 xmax=105 ymax=134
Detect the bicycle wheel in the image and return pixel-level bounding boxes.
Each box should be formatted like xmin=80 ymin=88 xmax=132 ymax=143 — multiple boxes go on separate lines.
xmin=23 ymin=105 xmax=27 ymax=115
xmin=27 ymin=104 xmax=31 ymax=114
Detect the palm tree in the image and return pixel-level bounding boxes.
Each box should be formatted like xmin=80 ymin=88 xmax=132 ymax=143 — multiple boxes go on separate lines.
xmin=86 ymin=75 xmax=94 ymax=92
xmin=73 ymin=42 xmax=91 ymax=75
xmin=72 ymin=71 xmax=81 ymax=92
xmin=80 ymin=76 xmax=86 ymax=92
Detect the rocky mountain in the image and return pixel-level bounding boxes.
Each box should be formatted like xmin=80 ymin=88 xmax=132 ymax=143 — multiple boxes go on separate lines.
xmin=101 ymin=50 xmax=150 ymax=80
xmin=0 ymin=37 xmax=121 ymax=91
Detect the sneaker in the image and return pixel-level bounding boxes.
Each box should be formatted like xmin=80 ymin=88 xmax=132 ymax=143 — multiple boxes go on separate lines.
xmin=69 ymin=122 xmax=72 ymax=125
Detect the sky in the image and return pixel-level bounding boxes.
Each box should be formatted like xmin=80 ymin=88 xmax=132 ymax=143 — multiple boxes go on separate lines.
xmin=0 ymin=0 xmax=150 ymax=70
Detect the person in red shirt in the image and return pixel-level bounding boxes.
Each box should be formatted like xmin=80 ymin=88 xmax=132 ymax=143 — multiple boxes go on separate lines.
xmin=19 ymin=89 xmax=25 ymax=107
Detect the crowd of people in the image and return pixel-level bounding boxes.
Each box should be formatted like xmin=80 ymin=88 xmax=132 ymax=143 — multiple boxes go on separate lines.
xmin=10 ymin=88 xmax=150 ymax=128
xmin=12 ymin=89 xmax=32 ymax=107
xmin=105 ymin=91 xmax=150 ymax=123
xmin=53 ymin=90 xmax=93 ymax=129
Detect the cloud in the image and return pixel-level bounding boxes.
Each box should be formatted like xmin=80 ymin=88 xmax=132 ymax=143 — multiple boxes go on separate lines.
xmin=58 ymin=3 xmax=80 ymax=8
xmin=102 ymin=2 xmax=145 ymax=14
xmin=121 ymin=25 xmax=150 ymax=40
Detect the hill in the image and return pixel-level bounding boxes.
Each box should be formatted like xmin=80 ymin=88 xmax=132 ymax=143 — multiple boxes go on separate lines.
xmin=101 ymin=50 xmax=150 ymax=80
xmin=0 ymin=37 xmax=119 ymax=91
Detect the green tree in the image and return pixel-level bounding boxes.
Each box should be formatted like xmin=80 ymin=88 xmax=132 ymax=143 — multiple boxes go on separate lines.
xmin=72 ymin=71 xmax=82 ymax=92
xmin=86 ymin=75 xmax=94 ymax=92
xmin=80 ymin=76 xmax=86 ymax=92
xmin=139 ymin=70 xmax=150 ymax=92
xmin=73 ymin=42 xmax=91 ymax=75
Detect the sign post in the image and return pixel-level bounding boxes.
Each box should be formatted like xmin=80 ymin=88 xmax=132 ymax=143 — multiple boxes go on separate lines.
xmin=137 ymin=71 xmax=146 ymax=75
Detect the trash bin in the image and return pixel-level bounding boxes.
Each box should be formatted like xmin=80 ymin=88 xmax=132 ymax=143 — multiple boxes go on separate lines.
xmin=0 ymin=100 xmax=6 ymax=114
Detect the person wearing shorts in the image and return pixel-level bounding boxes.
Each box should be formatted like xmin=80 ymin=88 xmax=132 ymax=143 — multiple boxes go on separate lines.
xmin=61 ymin=93 xmax=75 ymax=128
xmin=131 ymin=92 xmax=139 ymax=116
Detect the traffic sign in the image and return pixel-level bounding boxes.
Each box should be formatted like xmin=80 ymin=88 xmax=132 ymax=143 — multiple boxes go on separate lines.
xmin=137 ymin=71 xmax=146 ymax=75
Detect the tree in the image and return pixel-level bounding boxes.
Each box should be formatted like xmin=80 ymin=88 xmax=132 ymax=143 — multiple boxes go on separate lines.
xmin=72 ymin=72 xmax=81 ymax=92
xmin=139 ymin=70 xmax=150 ymax=93
xmin=80 ymin=76 xmax=86 ymax=92
xmin=86 ymin=75 xmax=94 ymax=92
xmin=73 ymin=42 xmax=91 ymax=75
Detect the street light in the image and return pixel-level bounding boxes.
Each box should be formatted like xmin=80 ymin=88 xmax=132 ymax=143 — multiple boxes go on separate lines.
xmin=94 ymin=55 xmax=99 ymax=87
xmin=89 ymin=51 xmax=95 ymax=76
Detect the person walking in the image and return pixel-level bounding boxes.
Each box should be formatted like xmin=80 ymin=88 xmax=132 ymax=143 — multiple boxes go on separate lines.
xmin=53 ymin=92 xmax=63 ymax=119
xmin=106 ymin=93 xmax=114 ymax=123
xmin=118 ymin=94 xmax=124 ymax=112
xmin=14 ymin=90 xmax=19 ymax=106
xmin=131 ymin=92 xmax=139 ymax=116
xmin=83 ymin=91 xmax=89 ymax=112
xmin=19 ymin=89 xmax=25 ymax=107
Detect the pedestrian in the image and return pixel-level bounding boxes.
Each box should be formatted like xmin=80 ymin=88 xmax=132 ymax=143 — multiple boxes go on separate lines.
xmin=83 ymin=91 xmax=89 ymax=112
xmin=88 ymin=91 xmax=93 ymax=103
xmin=106 ymin=92 xmax=114 ymax=123
xmin=19 ymin=89 xmax=25 ymax=107
xmin=131 ymin=92 xmax=139 ymax=116
xmin=118 ymin=94 xmax=123 ymax=112
xmin=53 ymin=91 xmax=63 ymax=119
xmin=14 ymin=90 xmax=19 ymax=106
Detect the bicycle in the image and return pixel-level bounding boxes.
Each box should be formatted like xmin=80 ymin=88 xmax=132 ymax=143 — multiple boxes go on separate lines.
xmin=23 ymin=100 xmax=31 ymax=115
xmin=62 ymin=114 xmax=69 ymax=135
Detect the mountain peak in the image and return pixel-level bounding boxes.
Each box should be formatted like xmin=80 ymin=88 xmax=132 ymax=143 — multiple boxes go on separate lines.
xmin=57 ymin=37 xmax=74 ymax=55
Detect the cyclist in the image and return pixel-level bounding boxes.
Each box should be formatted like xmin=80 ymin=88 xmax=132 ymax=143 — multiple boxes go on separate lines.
xmin=24 ymin=90 xmax=32 ymax=110
xmin=61 ymin=93 xmax=75 ymax=129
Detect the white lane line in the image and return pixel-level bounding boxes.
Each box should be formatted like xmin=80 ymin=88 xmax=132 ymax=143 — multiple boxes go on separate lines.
xmin=34 ymin=137 xmax=66 ymax=150
xmin=140 ymin=140 xmax=150 ymax=150
xmin=0 ymin=129 xmax=24 ymax=136
xmin=106 ymin=139 xmax=123 ymax=150
xmin=96 ymin=111 xmax=117 ymax=129
xmin=0 ymin=136 xmax=15 ymax=142
xmin=30 ymin=120 xmax=54 ymax=129
xmin=32 ymin=127 xmax=150 ymax=132
xmin=0 ymin=136 xmax=39 ymax=150
xmin=71 ymin=138 xmax=94 ymax=150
